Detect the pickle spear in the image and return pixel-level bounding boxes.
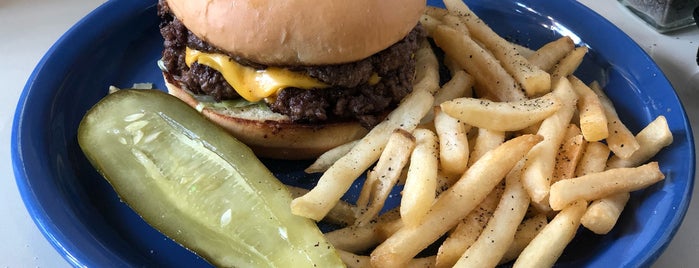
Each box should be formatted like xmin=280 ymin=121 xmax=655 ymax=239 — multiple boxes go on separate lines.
xmin=78 ymin=89 xmax=344 ymax=267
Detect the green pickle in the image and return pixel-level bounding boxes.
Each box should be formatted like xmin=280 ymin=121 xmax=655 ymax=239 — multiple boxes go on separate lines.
xmin=78 ymin=89 xmax=344 ymax=267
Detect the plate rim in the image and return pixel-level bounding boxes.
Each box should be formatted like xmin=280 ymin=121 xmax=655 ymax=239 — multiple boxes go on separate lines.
xmin=11 ymin=0 xmax=159 ymax=266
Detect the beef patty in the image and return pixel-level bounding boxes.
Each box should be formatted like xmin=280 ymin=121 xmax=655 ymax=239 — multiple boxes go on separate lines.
xmin=158 ymin=0 xmax=424 ymax=127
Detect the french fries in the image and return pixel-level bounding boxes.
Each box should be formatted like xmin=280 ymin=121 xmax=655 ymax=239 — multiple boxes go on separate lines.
xmin=425 ymin=6 xmax=450 ymax=19
xmin=356 ymin=129 xmax=416 ymax=226
xmin=440 ymin=92 xmax=562 ymax=131
xmin=338 ymin=250 xmax=436 ymax=268
xmin=420 ymin=14 xmax=444 ymax=36
xmin=454 ymin=161 xmax=530 ymax=268
xmin=511 ymin=42 xmax=535 ymax=59
xmin=468 ymin=128 xmax=506 ymax=166
xmin=549 ymin=162 xmax=665 ymax=211
xmin=513 ymin=201 xmax=588 ymax=268
xmin=574 ymin=141 xmax=611 ymax=177
xmin=401 ymin=129 xmax=439 ymax=227
xmin=607 ymin=116 xmax=673 ymax=169
xmin=527 ymin=36 xmax=575 ymax=72
xmin=551 ymin=133 xmax=586 ymax=183
xmin=443 ymin=0 xmax=551 ymax=96
xmin=434 ymin=107 xmax=470 ymax=175
xmin=305 ymin=140 xmax=359 ymax=174
xmin=590 ymin=81 xmax=640 ymax=158
xmin=291 ymin=4 xmax=673 ymax=267
xmin=326 ymin=208 xmax=401 ymax=253
xmin=326 ymin=224 xmax=382 ymax=254
xmin=286 ymin=185 xmax=356 ymax=226
xmin=290 ymin=90 xmax=430 ymax=220
xmin=521 ymin=78 xmax=578 ymax=205
xmin=433 ymin=70 xmax=474 ymax=106
xmin=581 ymin=116 xmax=673 ymax=234
xmin=499 ymin=214 xmax=548 ymax=264
xmin=413 ymin=40 xmax=442 ymax=95
xmin=435 ymin=183 xmax=504 ymax=267
xmin=550 ymin=46 xmax=588 ymax=83
xmin=370 ymin=134 xmax=542 ymax=267
xmin=580 ymin=192 xmax=630 ymax=235
xmin=442 ymin=14 xmax=470 ymax=35
xmin=432 ymin=24 xmax=526 ymax=102
xmin=423 ymin=70 xmax=474 ymax=124
xmin=570 ymin=76 xmax=608 ymax=142
xmin=290 ymin=42 xmax=439 ymax=221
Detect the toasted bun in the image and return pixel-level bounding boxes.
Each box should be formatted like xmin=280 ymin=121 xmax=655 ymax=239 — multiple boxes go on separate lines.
xmin=165 ymin=0 xmax=426 ymax=65
xmin=164 ymin=76 xmax=369 ymax=159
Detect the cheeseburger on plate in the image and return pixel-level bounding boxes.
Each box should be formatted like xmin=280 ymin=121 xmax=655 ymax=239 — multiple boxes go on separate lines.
xmin=158 ymin=0 xmax=426 ymax=159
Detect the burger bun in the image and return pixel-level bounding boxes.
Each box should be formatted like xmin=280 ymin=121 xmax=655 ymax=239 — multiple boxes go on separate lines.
xmin=165 ymin=0 xmax=426 ymax=65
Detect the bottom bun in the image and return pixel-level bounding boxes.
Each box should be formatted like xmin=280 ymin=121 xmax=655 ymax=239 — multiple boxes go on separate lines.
xmin=164 ymin=76 xmax=369 ymax=159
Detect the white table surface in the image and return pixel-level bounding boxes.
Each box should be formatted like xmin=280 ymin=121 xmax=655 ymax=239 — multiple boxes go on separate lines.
xmin=1 ymin=0 xmax=697 ymax=267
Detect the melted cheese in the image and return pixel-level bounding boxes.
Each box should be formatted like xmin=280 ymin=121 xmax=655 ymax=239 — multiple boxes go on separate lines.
xmin=185 ymin=47 xmax=328 ymax=102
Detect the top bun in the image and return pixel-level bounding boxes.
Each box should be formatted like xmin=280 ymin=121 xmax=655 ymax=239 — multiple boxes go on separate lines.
xmin=165 ymin=0 xmax=426 ymax=65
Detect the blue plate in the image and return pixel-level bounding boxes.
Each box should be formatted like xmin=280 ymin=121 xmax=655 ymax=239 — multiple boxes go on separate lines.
xmin=12 ymin=0 xmax=695 ymax=267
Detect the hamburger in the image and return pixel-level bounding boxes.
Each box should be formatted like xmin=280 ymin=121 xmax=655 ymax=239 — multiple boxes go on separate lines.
xmin=157 ymin=0 xmax=426 ymax=159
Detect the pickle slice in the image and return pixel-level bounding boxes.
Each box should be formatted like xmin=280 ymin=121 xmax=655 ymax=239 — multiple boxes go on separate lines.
xmin=78 ymin=89 xmax=343 ymax=267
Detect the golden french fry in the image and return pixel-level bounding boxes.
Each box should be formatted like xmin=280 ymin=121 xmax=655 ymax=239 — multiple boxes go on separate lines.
xmin=314 ymin=5 xmax=674 ymax=268
xmin=570 ymin=76 xmax=608 ymax=141
xmin=513 ymin=201 xmax=587 ymax=268
xmin=574 ymin=141 xmax=611 ymax=177
xmin=454 ymin=160 xmax=530 ymax=268
xmin=442 ymin=14 xmax=470 ymax=35
xmin=527 ymin=36 xmax=575 ymax=72
xmin=443 ymin=55 xmax=466 ymax=78
xmin=443 ymin=0 xmax=551 ymax=96
xmin=433 ymin=70 xmax=474 ymax=106
xmin=562 ymin=123 xmax=582 ymax=141
xmin=499 ymin=214 xmax=548 ymax=265
xmin=325 ymin=224 xmax=381 ymax=254
xmin=521 ymin=78 xmax=578 ymax=204
xmin=435 ymin=183 xmax=504 ymax=268
xmin=440 ymin=92 xmax=562 ymax=131
xmin=425 ymin=6 xmax=450 ymax=19
xmin=356 ymin=129 xmax=416 ymax=226
xmin=549 ymin=162 xmax=665 ymax=211
xmin=291 ymin=42 xmax=438 ymax=221
xmin=512 ymin=42 xmax=535 ymax=59
xmin=376 ymin=217 xmax=404 ymax=241
xmin=581 ymin=116 xmax=673 ymax=234
xmin=551 ymin=134 xmax=586 ymax=183
xmin=550 ymin=46 xmax=588 ymax=83
xmin=432 ymin=25 xmax=525 ymax=102
xmin=468 ymin=128 xmax=505 ymax=167
xmin=325 ymin=208 xmax=401 ymax=253
xmin=517 ymin=121 xmax=542 ymax=136
xmin=422 ymin=70 xmax=474 ymax=124
xmin=413 ymin=40 xmax=442 ymax=95
xmin=286 ymin=185 xmax=356 ymax=226
xmin=434 ymin=107 xmax=470 ymax=176
xmin=339 ymin=250 xmax=437 ymax=268
xmin=435 ymin=170 xmax=460 ymax=196
xmin=588 ymin=81 xmax=640 ymax=159
xmin=580 ymin=192 xmax=630 ymax=235
xmin=420 ymin=14 xmax=443 ymax=36
xmin=370 ymin=134 xmax=542 ymax=267
xmin=337 ymin=250 xmax=372 ymax=268
xmin=405 ymin=256 xmax=437 ymax=268
xmin=607 ymin=116 xmax=673 ymax=168
xmin=305 ymin=140 xmax=359 ymax=173
xmin=401 ymin=129 xmax=439 ymax=227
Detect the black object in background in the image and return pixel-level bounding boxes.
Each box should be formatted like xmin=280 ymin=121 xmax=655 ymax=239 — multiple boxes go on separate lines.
xmin=695 ymin=6 xmax=698 ymax=65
